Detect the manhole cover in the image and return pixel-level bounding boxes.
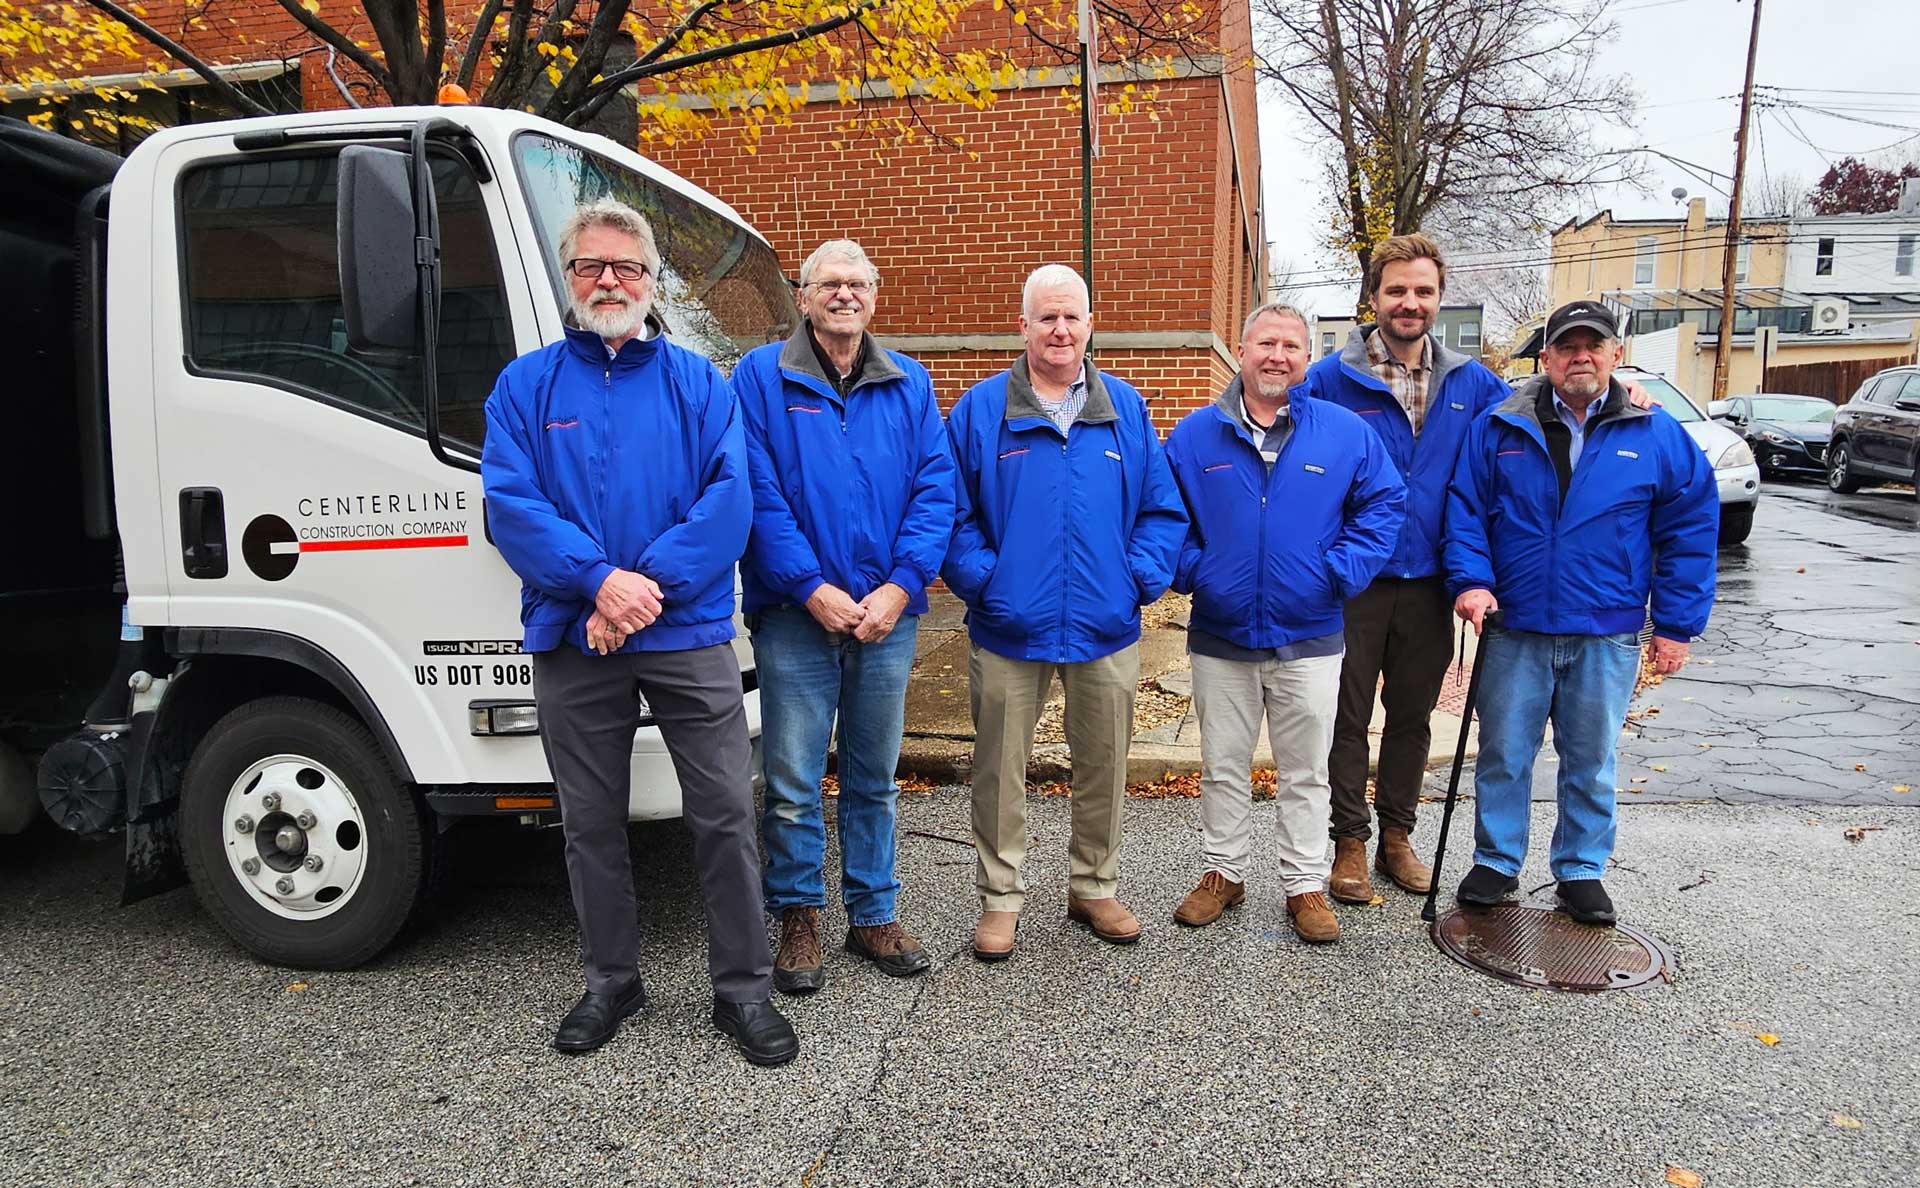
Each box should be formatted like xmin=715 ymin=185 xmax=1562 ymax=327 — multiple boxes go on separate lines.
xmin=1432 ymin=904 xmax=1673 ymax=993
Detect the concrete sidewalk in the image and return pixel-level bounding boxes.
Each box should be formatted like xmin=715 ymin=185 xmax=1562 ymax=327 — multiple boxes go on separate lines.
xmin=897 ymin=590 xmax=1480 ymax=786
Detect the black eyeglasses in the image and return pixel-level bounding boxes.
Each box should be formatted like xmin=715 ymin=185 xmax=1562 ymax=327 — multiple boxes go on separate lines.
xmin=567 ymin=258 xmax=651 ymax=282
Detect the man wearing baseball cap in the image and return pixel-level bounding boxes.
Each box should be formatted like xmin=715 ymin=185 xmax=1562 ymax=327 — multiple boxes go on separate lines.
xmin=1443 ymin=300 xmax=1718 ymax=924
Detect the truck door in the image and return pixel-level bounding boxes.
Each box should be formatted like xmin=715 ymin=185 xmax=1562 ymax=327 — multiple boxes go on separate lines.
xmin=151 ymin=139 xmax=545 ymax=785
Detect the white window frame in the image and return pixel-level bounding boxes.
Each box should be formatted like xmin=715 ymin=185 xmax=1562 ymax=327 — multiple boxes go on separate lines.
xmin=1457 ymin=320 xmax=1482 ymax=350
xmin=1816 ymin=237 xmax=1835 ymax=277
xmin=1734 ymin=240 xmax=1751 ymax=283
xmin=1897 ymin=234 xmax=1916 ymax=278
xmin=1633 ymin=236 xmax=1657 ymax=286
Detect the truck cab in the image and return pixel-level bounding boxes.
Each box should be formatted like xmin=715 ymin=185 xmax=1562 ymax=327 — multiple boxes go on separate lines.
xmin=5 ymin=106 xmax=798 ymax=969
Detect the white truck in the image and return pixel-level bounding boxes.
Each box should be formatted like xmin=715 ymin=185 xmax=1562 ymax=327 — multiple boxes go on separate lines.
xmin=1 ymin=106 xmax=795 ymax=969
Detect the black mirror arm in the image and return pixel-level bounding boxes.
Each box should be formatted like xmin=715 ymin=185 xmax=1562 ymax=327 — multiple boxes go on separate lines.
xmin=412 ymin=119 xmax=480 ymax=475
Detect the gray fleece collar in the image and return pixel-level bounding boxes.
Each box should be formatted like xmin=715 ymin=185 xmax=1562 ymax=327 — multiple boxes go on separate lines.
xmin=777 ymin=320 xmax=905 ymax=393
xmin=1499 ymin=375 xmax=1652 ymax=428
xmin=1339 ymin=324 xmax=1478 ymax=393
xmin=1005 ymin=355 xmax=1118 ymax=425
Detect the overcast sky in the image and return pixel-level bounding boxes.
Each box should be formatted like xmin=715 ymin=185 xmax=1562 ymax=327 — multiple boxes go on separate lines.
xmin=1257 ymin=0 xmax=1920 ymax=315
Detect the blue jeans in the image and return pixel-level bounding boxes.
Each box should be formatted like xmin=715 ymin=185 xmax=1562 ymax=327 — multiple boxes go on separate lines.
xmin=750 ymin=603 xmax=918 ymax=926
xmin=1471 ymin=627 xmax=1642 ymax=882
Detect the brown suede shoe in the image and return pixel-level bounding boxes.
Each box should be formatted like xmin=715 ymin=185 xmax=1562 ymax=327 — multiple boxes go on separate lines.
xmin=1285 ymin=891 xmax=1340 ymax=944
xmin=846 ymin=921 xmax=932 ymax=978
xmin=1066 ymin=895 xmax=1142 ymax=944
xmin=773 ymin=906 xmax=824 ymax=996
xmin=1376 ymin=825 xmax=1433 ymax=894
xmin=1172 ymin=871 xmax=1246 ymax=927
xmin=972 ymin=910 xmax=1018 ymax=962
xmin=1328 ymin=836 xmax=1373 ymax=903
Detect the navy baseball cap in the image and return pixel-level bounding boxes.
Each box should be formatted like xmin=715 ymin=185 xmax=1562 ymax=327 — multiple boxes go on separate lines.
xmin=1545 ymin=300 xmax=1619 ymax=344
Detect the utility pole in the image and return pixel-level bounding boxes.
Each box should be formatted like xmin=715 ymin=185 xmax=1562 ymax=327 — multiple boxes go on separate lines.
xmin=1712 ymin=0 xmax=1763 ymax=401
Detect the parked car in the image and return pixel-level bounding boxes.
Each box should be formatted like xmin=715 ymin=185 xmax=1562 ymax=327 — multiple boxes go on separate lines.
xmin=1613 ymin=367 xmax=1760 ymax=546
xmin=1708 ymin=393 xmax=1835 ymax=480
xmin=1828 ymin=366 xmax=1920 ymax=498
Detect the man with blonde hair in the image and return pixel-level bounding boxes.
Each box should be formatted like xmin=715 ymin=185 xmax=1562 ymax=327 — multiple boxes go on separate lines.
xmin=482 ymin=198 xmax=797 ymax=1066
xmin=733 ymin=239 xmax=955 ymax=994
xmin=943 ymin=264 xmax=1187 ymax=960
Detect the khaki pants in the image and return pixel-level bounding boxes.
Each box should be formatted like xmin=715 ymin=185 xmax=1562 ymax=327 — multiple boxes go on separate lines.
xmin=969 ymin=642 xmax=1138 ymax=911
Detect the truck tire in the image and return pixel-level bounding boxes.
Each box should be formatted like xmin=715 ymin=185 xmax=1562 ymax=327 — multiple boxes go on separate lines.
xmin=179 ymin=696 xmax=428 ymax=969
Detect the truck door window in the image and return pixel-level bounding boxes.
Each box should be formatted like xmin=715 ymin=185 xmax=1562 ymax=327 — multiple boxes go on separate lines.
xmin=180 ymin=151 xmax=513 ymax=450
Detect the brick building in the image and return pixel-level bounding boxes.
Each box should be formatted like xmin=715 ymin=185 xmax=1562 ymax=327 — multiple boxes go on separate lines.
xmin=4 ymin=0 xmax=1268 ymax=425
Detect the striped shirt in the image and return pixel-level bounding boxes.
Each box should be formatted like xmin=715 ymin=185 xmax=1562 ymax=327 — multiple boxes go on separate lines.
xmin=1364 ymin=328 xmax=1434 ymax=435
xmin=1034 ymin=367 xmax=1089 ymax=433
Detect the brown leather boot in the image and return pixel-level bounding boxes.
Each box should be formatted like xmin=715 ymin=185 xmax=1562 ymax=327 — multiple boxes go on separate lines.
xmin=972 ymin=910 xmax=1018 ymax=962
xmin=846 ymin=921 xmax=933 ymax=978
xmin=1172 ymin=871 xmax=1246 ymax=927
xmin=773 ymin=906 xmax=824 ymax=996
xmin=1066 ymin=895 xmax=1142 ymax=944
xmin=1328 ymin=836 xmax=1373 ymax=903
xmin=1285 ymin=891 xmax=1340 ymax=944
xmin=1376 ymin=825 xmax=1433 ymax=894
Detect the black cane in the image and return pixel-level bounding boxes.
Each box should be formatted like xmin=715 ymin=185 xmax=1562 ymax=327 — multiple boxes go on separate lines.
xmin=1421 ymin=612 xmax=1496 ymax=923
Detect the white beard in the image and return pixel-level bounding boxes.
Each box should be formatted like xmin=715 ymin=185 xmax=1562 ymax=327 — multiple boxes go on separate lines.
xmin=571 ymin=292 xmax=647 ymax=341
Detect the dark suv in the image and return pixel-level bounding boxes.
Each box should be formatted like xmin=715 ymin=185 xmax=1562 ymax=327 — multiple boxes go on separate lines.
xmin=1828 ymin=366 xmax=1920 ymax=498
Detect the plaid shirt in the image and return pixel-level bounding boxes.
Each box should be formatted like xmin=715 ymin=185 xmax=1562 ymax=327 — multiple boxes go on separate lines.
xmin=1034 ymin=367 xmax=1089 ymax=434
xmin=1364 ymin=329 xmax=1434 ymax=435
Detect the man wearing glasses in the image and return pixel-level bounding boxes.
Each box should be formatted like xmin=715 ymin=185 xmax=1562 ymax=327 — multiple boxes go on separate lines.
xmin=732 ymin=240 xmax=956 ymax=995
xmin=481 ymin=199 xmax=798 ymax=1066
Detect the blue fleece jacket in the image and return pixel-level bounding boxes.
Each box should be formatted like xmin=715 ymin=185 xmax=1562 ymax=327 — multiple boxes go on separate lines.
xmin=1166 ymin=376 xmax=1406 ymax=649
xmin=733 ymin=326 xmax=956 ymax=617
xmin=942 ymin=359 xmax=1188 ymax=663
xmin=481 ymin=325 xmax=749 ymax=654
xmin=1444 ymin=378 xmax=1719 ymax=641
xmin=1304 ymin=327 xmax=1509 ymax=581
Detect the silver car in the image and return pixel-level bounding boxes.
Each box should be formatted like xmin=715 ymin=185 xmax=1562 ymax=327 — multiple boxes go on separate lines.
xmin=1612 ymin=366 xmax=1760 ymax=546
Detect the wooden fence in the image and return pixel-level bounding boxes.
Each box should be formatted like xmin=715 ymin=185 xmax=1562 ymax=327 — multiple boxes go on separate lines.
xmin=1764 ymin=353 xmax=1917 ymax=404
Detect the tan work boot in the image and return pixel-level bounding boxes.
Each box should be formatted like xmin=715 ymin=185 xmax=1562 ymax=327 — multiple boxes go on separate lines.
xmin=972 ymin=910 xmax=1018 ymax=962
xmin=1328 ymin=836 xmax=1373 ymax=903
xmin=846 ymin=921 xmax=933 ymax=978
xmin=773 ymin=906 xmax=824 ymax=995
xmin=1285 ymin=891 xmax=1340 ymax=944
xmin=1066 ymin=895 xmax=1142 ymax=944
xmin=1172 ymin=871 xmax=1246 ymax=927
xmin=1376 ymin=825 xmax=1434 ymax=894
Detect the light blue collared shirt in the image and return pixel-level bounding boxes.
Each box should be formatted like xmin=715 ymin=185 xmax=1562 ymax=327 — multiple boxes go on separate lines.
xmin=1552 ymin=390 xmax=1595 ymax=469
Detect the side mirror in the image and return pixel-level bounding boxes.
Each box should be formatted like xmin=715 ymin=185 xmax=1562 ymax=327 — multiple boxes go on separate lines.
xmin=337 ymin=145 xmax=435 ymax=358
xmin=1896 ymin=397 xmax=1920 ymax=412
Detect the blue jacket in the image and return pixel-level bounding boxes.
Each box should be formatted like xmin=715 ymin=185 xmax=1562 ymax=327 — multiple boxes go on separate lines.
xmin=481 ymin=326 xmax=749 ymax=654
xmin=1305 ymin=327 xmax=1509 ymax=581
xmin=733 ymin=326 xmax=957 ymax=617
xmin=1444 ymin=378 xmax=1719 ymax=641
xmin=1166 ymin=377 xmax=1406 ymax=649
xmin=942 ymin=359 xmax=1189 ymax=663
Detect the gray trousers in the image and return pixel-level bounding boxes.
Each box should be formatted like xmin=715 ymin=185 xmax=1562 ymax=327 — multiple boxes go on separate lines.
xmin=533 ymin=643 xmax=772 ymax=1003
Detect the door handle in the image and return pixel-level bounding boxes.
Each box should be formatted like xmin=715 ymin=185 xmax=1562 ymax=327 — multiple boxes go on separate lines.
xmin=179 ymin=487 xmax=228 ymax=579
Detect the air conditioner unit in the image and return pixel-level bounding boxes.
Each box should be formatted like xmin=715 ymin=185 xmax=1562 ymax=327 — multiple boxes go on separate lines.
xmin=1810 ymin=296 xmax=1849 ymax=333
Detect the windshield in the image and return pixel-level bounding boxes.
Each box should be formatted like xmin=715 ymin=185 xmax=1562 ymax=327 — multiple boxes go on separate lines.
xmin=1624 ymin=374 xmax=1703 ymax=422
xmin=513 ymin=133 xmax=798 ymax=374
xmin=1751 ymin=396 xmax=1835 ymax=424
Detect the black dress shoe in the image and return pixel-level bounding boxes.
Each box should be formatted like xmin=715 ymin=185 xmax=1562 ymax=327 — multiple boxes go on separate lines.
xmin=1556 ymin=879 xmax=1617 ymax=925
xmin=1456 ymin=864 xmax=1521 ymax=906
xmin=552 ymin=977 xmax=649 ymax=1053
xmin=712 ymin=997 xmax=799 ymax=1067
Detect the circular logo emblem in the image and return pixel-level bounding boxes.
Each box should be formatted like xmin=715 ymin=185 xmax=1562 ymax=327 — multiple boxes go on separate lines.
xmin=242 ymin=515 xmax=298 ymax=581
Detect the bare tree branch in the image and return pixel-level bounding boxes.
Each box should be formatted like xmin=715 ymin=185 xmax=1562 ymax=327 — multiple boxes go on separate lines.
xmin=267 ymin=0 xmax=394 ymax=96
xmin=455 ymin=0 xmax=502 ymax=91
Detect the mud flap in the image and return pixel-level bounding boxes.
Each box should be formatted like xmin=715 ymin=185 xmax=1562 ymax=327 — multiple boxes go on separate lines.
xmin=123 ymin=813 xmax=185 ymax=904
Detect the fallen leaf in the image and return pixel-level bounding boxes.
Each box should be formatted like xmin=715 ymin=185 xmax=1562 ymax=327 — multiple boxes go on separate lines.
xmin=1665 ymin=1168 xmax=1703 ymax=1188
xmin=286 ymin=981 xmax=308 ymax=993
xmin=1796 ymin=566 xmax=1806 ymax=573
xmin=1757 ymin=1033 xmax=1780 ymax=1046
xmin=1631 ymin=776 xmax=1648 ymax=783
xmin=1698 ymin=742 xmax=1713 ymax=749
xmin=1854 ymin=764 xmax=1867 ymax=772
xmin=1832 ymin=1113 xmax=1863 ymax=1129
xmin=1367 ymin=894 xmax=1385 ymax=906
xmin=1895 ymin=785 xmax=1911 ymax=794
xmin=1651 ymin=764 xmax=1668 ymax=773
xmin=1844 ymin=827 xmax=1866 ymax=842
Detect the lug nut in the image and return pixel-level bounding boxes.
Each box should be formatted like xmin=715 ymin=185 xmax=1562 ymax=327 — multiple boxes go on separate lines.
xmin=234 ymin=815 xmax=255 ymax=834
xmin=261 ymin=793 xmax=282 ymax=811
xmin=295 ymin=811 xmax=317 ymax=830
xmin=275 ymin=876 xmax=295 ymax=895
xmin=303 ymin=854 xmax=324 ymax=872
xmin=241 ymin=858 xmax=261 ymax=876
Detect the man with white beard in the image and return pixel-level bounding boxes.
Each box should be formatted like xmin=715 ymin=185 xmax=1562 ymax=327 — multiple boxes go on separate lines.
xmin=481 ymin=199 xmax=798 ymax=1066
xmin=1162 ymin=304 xmax=1404 ymax=943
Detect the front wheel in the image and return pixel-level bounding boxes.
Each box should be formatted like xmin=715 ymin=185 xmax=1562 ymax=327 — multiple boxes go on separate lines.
xmin=1827 ymin=441 xmax=1863 ymax=494
xmin=179 ymin=697 xmax=429 ymax=969
xmin=1717 ymin=503 xmax=1754 ymax=547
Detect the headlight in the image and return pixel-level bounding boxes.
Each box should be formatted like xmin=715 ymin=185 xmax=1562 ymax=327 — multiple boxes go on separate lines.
xmin=1759 ymin=430 xmax=1790 ymax=445
xmin=1716 ymin=440 xmax=1756 ymax=469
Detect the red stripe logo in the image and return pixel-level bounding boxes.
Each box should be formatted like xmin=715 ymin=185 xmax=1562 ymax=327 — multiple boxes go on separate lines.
xmin=298 ymin=535 xmax=469 ymax=553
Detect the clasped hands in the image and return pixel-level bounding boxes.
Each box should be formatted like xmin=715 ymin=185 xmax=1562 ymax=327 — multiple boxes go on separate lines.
xmin=806 ymin=581 xmax=909 ymax=643
xmin=587 ymin=568 xmax=664 ymax=656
